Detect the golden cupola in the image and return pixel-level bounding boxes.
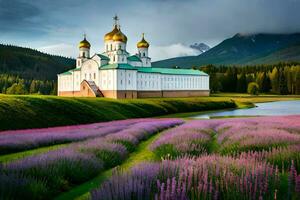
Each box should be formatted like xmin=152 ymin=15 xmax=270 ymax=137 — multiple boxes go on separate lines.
xmin=137 ymin=33 xmax=149 ymax=48
xmin=104 ymin=25 xmax=119 ymax=42
xmin=79 ymin=35 xmax=91 ymax=49
xmin=104 ymin=15 xmax=128 ymax=43
xmin=112 ymin=29 xmax=127 ymax=43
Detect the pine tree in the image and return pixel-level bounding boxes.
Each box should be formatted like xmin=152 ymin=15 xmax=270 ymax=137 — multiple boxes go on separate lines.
xmin=236 ymin=73 xmax=247 ymax=93
xmin=260 ymin=72 xmax=271 ymax=93
xmin=296 ymin=70 xmax=300 ymax=95
xmin=279 ymin=69 xmax=288 ymax=95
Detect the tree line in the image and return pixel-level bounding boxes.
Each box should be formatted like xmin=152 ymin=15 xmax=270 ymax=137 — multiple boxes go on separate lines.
xmin=1 ymin=62 xmax=300 ymax=95
xmin=0 ymin=74 xmax=56 ymax=95
xmin=199 ymin=63 xmax=300 ymax=95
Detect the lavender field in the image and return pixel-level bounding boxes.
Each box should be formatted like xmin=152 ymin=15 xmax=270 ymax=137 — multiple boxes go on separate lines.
xmin=94 ymin=116 xmax=300 ymax=200
xmin=0 ymin=116 xmax=300 ymax=200
xmin=0 ymin=118 xmax=183 ymax=199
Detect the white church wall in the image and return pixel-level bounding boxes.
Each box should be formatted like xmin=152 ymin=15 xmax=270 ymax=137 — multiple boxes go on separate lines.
xmin=160 ymin=74 xmax=209 ymax=91
xmin=137 ymin=72 xmax=161 ymax=91
xmin=73 ymin=71 xmax=81 ymax=91
xmin=114 ymin=41 xmax=126 ymax=51
xmin=99 ymin=69 xmax=117 ymax=91
xmin=80 ymin=60 xmax=99 ymax=86
xmin=79 ymin=47 xmax=90 ymax=58
xmin=117 ymin=70 xmax=137 ymax=91
xmin=92 ymin=55 xmax=109 ymax=67
xmin=58 ymin=75 xmax=73 ymax=91
xmin=92 ymin=55 xmax=101 ymax=66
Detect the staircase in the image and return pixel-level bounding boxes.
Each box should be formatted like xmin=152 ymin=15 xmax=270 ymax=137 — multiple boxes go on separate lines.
xmin=81 ymin=80 xmax=103 ymax=97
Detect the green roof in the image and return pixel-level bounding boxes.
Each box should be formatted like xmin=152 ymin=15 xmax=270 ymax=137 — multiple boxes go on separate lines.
xmin=137 ymin=67 xmax=208 ymax=76
xmin=100 ymin=63 xmax=136 ymax=70
xmin=96 ymin=54 xmax=110 ymax=60
xmin=100 ymin=63 xmax=208 ymax=76
xmin=127 ymin=55 xmax=142 ymax=62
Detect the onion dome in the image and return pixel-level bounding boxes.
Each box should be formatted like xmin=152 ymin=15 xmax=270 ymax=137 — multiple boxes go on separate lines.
xmin=104 ymin=25 xmax=119 ymax=42
xmin=79 ymin=36 xmax=91 ymax=49
xmin=112 ymin=29 xmax=127 ymax=43
xmin=137 ymin=33 xmax=149 ymax=48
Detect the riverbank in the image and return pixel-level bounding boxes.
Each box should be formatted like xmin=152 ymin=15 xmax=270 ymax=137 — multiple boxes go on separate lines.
xmin=1 ymin=94 xmax=299 ymax=131
xmin=212 ymin=93 xmax=300 ymax=103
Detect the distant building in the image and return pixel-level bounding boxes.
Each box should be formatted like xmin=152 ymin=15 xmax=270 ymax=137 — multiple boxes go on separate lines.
xmin=57 ymin=16 xmax=209 ymax=99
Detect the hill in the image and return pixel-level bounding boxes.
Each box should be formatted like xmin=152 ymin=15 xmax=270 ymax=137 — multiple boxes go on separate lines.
xmin=0 ymin=95 xmax=237 ymax=131
xmin=0 ymin=44 xmax=75 ymax=80
xmin=152 ymin=33 xmax=300 ymax=68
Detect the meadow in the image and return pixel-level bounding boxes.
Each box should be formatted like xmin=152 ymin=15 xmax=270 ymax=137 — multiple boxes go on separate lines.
xmin=1 ymin=93 xmax=300 ymax=131
xmin=0 ymin=94 xmax=237 ymax=131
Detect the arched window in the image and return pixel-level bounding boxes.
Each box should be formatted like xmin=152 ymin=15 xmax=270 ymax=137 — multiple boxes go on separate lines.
xmin=83 ymin=52 xmax=86 ymax=58
xmin=110 ymin=44 xmax=113 ymax=51
xmin=143 ymin=52 xmax=145 ymax=57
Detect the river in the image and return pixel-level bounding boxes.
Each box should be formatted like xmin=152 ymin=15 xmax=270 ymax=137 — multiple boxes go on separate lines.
xmin=193 ymin=100 xmax=300 ymax=119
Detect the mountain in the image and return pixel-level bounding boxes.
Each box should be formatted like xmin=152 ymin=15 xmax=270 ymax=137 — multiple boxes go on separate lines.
xmin=190 ymin=43 xmax=210 ymax=53
xmin=152 ymin=33 xmax=300 ymax=68
xmin=0 ymin=44 xmax=75 ymax=80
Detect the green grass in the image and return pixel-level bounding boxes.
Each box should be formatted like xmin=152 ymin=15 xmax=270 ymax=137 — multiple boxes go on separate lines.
xmin=212 ymin=93 xmax=300 ymax=103
xmin=0 ymin=94 xmax=238 ymax=131
xmin=55 ymin=128 xmax=163 ymax=200
xmin=1 ymin=93 xmax=298 ymax=131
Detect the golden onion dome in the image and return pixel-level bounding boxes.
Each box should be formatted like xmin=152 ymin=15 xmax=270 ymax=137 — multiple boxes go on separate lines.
xmin=112 ymin=29 xmax=127 ymax=43
xmin=104 ymin=25 xmax=119 ymax=41
xmin=137 ymin=33 xmax=149 ymax=48
xmin=79 ymin=36 xmax=91 ymax=49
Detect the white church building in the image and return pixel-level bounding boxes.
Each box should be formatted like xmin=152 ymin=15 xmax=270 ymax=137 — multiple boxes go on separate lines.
xmin=57 ymin=16 xmax=209 ymax=99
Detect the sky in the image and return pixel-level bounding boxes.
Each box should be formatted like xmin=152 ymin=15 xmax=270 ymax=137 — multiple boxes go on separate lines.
xmin=0 ymin=0 xmax=300 ymax=61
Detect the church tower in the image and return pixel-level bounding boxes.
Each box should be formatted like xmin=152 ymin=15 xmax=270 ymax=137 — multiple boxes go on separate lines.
xmin=104 ymin=15 xmax=128 ymax=64
xmin=137 ymin=33 xmax=151 ymax=67
xmin=77 ymin=34 xmax=91 ymax=68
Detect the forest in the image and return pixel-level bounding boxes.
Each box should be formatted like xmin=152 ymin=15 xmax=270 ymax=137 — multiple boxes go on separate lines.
xmin=0 ymin=74 xmax=56 ymax=95
xmin=0 ymin=62 xmax=300 ymax=95
xmin=200 ymin=62 xmax=300 ymax=95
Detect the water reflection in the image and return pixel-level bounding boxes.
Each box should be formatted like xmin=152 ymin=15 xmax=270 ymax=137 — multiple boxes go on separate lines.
xmin=193 ymin=100 xmax=300 ymax=119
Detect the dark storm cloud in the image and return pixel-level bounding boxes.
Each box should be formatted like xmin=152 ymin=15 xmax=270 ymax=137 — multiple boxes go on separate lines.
xmin=0 ymin=0 xmax=300 ymax=58
xmin=0 ymin=0 xmax=42 ymax=33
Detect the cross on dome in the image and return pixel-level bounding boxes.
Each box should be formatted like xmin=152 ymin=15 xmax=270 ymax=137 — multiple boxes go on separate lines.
xmin=113 ymin=15 xmax=119 ymax=28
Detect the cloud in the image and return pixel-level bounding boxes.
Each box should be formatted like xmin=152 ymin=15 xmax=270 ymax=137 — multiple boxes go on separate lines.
xmin=37 ymin=42 xmax=200 ymax=62
xmin=0 ymin=0 xmax=44 ymax=35
xmin=150 ymin=43 xmax=200 ymax=61
xmin=1 ymin=0 xmax=300 ymax=61
xmin=38 ymin=43 xmax=77 ymax=58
